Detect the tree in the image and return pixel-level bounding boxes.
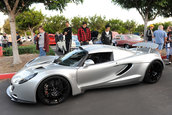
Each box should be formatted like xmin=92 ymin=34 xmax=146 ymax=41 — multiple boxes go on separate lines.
xmin=112 ymin=0 xmax=168 ymax=39
xmin=43 ymin=15 xmax=67 ymax=34
xmin=88 ymin=15 xmax=106 ymax=33
xmin=16 ymin=8 xmax=44 ymax=40
xmin=160 ymin=0 xmax=172 ymax=17
xmin=3 ymin=19 xmax=10 ymax=34
xmin=0 ymin=0 xmax=83 ymax=65
xmin=152 ymin=21 xmax=172 ymax=31
xmin=71 ymin=16 xmax=89 ymax=34
xmin=108 ymin=19 xmax=126 ymax=33
xmin=124 ymin=20 xmax=137 ymax=34
xmin=134 ymin=24 xmax=144 ymax=35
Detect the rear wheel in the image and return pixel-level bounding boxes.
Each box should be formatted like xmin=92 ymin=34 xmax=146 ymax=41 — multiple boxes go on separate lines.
xmin=143 ymin=61 xmax=163 ymax=84
xmin=37 ymin=76 xmax=71 ymax=105
xmin=124 ymin=44 xmax=129 ymax=49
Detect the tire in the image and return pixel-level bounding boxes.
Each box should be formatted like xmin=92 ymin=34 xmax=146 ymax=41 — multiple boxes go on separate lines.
xmin=143 ymin=60 xmax=163 ymax=84
xmin=37 ymin=76 xmax=71 ymax=105
xmin=124 ymin=44 xmax=129 ymax=49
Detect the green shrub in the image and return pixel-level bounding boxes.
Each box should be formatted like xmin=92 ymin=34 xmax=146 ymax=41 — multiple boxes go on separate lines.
xmin=3 ymin=45 xmax=55 ymax=56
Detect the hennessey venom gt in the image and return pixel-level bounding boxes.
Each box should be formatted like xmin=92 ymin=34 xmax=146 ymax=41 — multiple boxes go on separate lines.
xmin=7 ymin=42 xmax=164 ymax=105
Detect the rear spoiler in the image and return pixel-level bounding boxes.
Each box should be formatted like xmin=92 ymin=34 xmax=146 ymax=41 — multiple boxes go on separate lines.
xmin=132 ymin=42 xmax=158 ymax=53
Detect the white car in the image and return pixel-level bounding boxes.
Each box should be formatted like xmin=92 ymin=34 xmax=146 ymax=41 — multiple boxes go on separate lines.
xmin=6 ymin=42 xmax=164 ymax=105
xmin=21 ymin=37 xmax=26 ymax=42
xmin=56 ymin=35 xmax=81 ymax=54
xmin=56 ymin=35 xmax=67 ymax=54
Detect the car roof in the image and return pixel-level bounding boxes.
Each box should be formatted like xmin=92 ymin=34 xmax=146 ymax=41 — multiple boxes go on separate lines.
xmin=80 ymin=45 xmax=118 ymax=53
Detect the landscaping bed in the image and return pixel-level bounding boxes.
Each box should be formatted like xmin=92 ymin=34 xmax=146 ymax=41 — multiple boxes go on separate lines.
xmin=3 ymin=44 xmax=55 ymax=56
xmin=0 ymin=42 xmax=55 ymax=74
xmin=0 ymin=54 xmax=39 ymax=74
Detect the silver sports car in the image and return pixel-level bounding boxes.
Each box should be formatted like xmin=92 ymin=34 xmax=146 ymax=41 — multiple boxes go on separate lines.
xmin=7 ymin=42 xmax=164 ymax=105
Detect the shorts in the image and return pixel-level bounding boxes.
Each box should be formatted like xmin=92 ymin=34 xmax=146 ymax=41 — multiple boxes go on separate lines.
xmin=156 ymin=43 xmax=164 ymax=50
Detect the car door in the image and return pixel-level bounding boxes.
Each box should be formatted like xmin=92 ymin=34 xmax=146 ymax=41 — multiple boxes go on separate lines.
xmin=117 ymin=35 xmax=126 ymax=46
xmin=77 ymin=52 xmax=126 ymax=88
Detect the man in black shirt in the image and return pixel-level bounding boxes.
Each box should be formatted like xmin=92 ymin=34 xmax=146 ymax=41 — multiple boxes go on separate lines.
xmin=146 ymin=24 xmax=154 ymax=42
xmin=166 ymin=26 xmax=172 ymax=65
xmin=101 ymin=24 xmax=112 ymax=45
xmin=63 ymin=21 xmax=72 ymax=53
xmin=16 ymin=32 xmax=22 ymax=45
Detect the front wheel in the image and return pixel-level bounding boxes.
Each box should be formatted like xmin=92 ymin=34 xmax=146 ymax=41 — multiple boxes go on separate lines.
xmin=37 ymin=76 xmax=71 ymax=105
xmin=143 ymin=61 xmax=163 ymax=84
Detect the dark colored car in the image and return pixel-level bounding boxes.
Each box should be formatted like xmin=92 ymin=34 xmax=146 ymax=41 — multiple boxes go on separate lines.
xmin=112 ymin=34 xmax=143 ymax=48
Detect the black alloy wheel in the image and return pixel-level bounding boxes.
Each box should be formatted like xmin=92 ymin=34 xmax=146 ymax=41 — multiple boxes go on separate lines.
xmin=143 ymin=61 xmax=163 ymax=84
xmin=37 ymin=76 xmax=71 ymax=105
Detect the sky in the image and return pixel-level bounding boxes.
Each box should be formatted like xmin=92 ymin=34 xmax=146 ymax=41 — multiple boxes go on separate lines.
xmin=0 ymin=0 xmax=172 ymax=27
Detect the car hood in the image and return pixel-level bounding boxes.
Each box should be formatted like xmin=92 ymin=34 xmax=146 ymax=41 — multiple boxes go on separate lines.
xmin=25 ymin=56 xmax=59 ymax=67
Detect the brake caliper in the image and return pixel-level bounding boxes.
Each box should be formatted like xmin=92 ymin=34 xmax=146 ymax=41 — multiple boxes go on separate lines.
xmin=44 ymin=84 xmax=49 ymax=97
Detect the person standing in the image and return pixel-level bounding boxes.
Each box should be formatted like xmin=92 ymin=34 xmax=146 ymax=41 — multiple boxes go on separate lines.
xmin=154 ymin=25 xmax=167 ymax=55
xmin=165 ymin=26 xmax=171 ymax=60
xmin=63 ymin=21 xmax=72 ymax=53
xmin=36 ymin=26 xmax=49 ymax=56
xmin=8 ymin=34 xmax=12 ymax=47
xmin=146 ymin=24 xmax=154 ymax=42
xmin=55 ymin=31 xmax=59 ymax=43
xmin=166 ymin=26 xmax=172 ymax=65
xmin=0 ymin=33 xmax=3 ymax=47
xmin=16 ymin=32 xmax=22 ymax=46
xmin=33 ymin=33 xmax=37 ymax=44
xmin=101 ymin=24 xmax=112 ymax=45
xmin=2 ymin=33 xmax=8 ymax=48
xmin=78 ymin=22 xmax=91 ymax=45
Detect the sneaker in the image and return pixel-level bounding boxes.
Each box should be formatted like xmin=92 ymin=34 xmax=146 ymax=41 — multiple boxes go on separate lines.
xmin=166 ymin=62 xmax=171 ymax=65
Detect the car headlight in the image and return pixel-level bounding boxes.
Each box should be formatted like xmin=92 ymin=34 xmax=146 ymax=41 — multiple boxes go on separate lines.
xmin=13 ymin=73 xmax=38 ymax=84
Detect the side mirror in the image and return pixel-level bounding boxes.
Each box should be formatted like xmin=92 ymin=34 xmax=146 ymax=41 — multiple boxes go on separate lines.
xmin=83 ymin=59 xmax=94 ymax=67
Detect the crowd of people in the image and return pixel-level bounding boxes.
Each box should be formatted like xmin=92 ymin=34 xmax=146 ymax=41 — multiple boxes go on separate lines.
xmin=0 ymin=33 xmax=12 ymax=48
xmin=0 ymin=32 xmax=22 ymax=48
xmin=1 ymin=21 xmax=172 ymax=66
xmin=146 ymin=24 xmax=172 ymax=65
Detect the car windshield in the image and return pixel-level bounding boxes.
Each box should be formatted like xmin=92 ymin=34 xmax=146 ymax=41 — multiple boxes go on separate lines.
xmin=55 ymin=49 xmax=87 ymax=67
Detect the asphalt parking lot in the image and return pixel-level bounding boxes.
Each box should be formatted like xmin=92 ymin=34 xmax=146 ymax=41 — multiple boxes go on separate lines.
xmin=0 ymin=65 xmax=172 ymax=115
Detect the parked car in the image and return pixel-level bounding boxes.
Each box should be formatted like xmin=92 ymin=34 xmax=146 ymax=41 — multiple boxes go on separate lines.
xmin=21 ymin=37 xmax=26 ymax=42
xmin=112 ymin=34 xmax=143 ymax=48
xmin=56 ymin=35 xmax=66 ymax=54
xmin=7 ymin=42 xmax=164 ymax=105
xmin=48 ymin=34 xmax=56 ymax=45
xmin=56 ymin=35 xmax=81 ymax=54
xmin=27 ymin=36 xmax=32 ymax=42
xmin=70 ymin=35 xmax=81 ymax=50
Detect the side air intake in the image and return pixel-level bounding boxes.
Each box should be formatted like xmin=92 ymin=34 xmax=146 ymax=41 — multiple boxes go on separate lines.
xmin=117 ymin=64 xmax=132 ymax=76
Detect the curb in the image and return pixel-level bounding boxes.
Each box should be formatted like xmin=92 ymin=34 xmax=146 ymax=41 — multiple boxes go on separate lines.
xmin=0 ymin=73 xmax=15 ymax=80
